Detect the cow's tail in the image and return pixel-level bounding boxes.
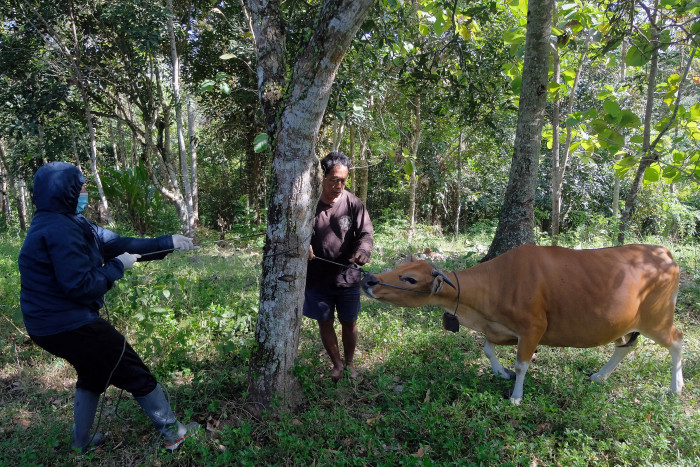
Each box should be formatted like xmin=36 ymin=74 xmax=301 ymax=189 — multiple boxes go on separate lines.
xmin=616 ymin=332 xmax=640 ymax=348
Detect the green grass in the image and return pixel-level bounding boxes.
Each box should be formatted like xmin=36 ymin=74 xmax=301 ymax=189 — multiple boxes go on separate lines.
xmin=1 ymin=226 xmax=699 ymax=466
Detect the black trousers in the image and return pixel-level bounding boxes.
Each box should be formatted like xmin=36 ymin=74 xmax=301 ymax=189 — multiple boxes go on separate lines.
xmin=30 ymin=318 xmax=157 ymax=397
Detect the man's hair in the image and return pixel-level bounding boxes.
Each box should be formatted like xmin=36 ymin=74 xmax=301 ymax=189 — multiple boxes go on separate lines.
xmin=321 ymin=151 xmax=350 ymax=176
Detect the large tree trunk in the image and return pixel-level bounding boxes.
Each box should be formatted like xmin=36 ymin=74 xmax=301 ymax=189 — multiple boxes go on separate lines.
xmin=245 ymin=0 xmax=373 ymax=413
xmin=482 ymin=0 xmax=553 ymax=262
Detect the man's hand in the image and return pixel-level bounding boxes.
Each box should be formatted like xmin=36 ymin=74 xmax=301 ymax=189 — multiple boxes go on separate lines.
xmin=349 ymin=250 xmax=369 ymax=266
xmin=172 ymin=234 xmax=200 ymax=251
xmin=308 ymin=244 xmax=315 ymax=261
xmin=116 ymin=252 xmax=141 ymax=270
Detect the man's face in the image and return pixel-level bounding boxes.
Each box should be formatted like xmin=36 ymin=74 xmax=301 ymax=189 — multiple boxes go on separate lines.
xmin=321 ymin=164 xmax=349 ymax=204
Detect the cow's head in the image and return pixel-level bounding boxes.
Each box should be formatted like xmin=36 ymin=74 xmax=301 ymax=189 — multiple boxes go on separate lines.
xmin=361 ymin=253 xmax=455 ymax=307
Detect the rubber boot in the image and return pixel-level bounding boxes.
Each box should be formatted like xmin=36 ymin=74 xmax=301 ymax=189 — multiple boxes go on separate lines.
xmin=135 ymin=383 xmax=198 ymax=451
xmin=70 ymin=388 xmax=106 ymax=454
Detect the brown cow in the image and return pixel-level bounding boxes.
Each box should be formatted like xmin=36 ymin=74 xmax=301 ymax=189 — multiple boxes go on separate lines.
xmin=360 ymin=244 xmax=684 ymax=404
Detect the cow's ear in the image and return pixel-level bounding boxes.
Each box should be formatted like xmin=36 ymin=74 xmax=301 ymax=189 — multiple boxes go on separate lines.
xmin=432 ymin=275 xmax=444 ymax=295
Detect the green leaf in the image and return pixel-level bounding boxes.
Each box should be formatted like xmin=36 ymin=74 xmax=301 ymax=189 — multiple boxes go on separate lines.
xmin=603 ymin=99 xmax=620 ymax=117
xmin=503 ymin=29 xmax=525 ymax=45
xmin=672 ymin=150 xmax=685 ymax=165
xmin=404 ymin=159 xmax=415 ymax=175
xmin=253 ymin=133 xmax=269 ymax=153
xmin=561 ymin=69 xmax=576 ymax=87
xmin=617 ymin=155 xmax=639 ymax=167
xmin=625 ymin=46 xmax=648 ymax=67
xmin=200 ymin=80 xmax=215 ymax=93
xmin=419 ymin=24 xmax=430 ymax=36
xmin=668 ymin=74 xmax=681 ymax=85
xmin=457 ymin=24 xmax=471 ymax=40
xmin=643 ymin=164 xmax=660 ymax=183
xmin=508 ymin=0 xmax=528 ymax=16
xmin=662 ymin=166 xmax=682 ymax=183
xmin=618 ymin=110 xmax=641 ymax=128
xmin=690 ymin=103 xmax=700 ymax=122
xmin=510 ymin=75 xmax=522 ymax=94
xmin=219 ymin=82 xmax=231 ymax=95
xmin=219 ymin=53 xmax=236 ymax=60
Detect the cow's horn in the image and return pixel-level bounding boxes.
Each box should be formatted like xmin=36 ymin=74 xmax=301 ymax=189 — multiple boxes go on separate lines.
xmin=431 ymin=269 xmax=456 ymax=289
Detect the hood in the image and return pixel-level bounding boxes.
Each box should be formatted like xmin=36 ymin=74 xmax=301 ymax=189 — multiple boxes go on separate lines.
xmin=32 ymin=162 xmax=85 ymax=214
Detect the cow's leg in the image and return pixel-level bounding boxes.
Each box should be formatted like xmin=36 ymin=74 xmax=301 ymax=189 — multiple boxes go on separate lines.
xmin=589 ymin=333 xmax=637 ymax=383
xmin=510 ymin=360 xmax=530 ymax=405
xmin=669 ymin=337 xmax=684 ymax=394
xmin=483 ymin=340 xmax=515 ymax=380
xmin=511 ymin=336 xmax=541 ymax=405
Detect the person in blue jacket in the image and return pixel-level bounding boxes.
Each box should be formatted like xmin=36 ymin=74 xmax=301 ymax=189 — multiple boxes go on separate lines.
xmin=18 ymin=161 xmax=198 ymax=454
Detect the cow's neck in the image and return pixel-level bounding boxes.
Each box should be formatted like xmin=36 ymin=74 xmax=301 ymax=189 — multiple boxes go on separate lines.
xmin=442 ymin=261 xmax=492 ymax=317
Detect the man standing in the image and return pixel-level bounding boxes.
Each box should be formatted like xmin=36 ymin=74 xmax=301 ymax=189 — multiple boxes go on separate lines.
xmin=305 ymin=152 xmax=374 ymax=382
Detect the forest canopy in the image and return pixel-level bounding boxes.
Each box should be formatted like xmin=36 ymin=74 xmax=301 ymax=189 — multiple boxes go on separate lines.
xmin=0 ymin=0 xmax=697 ymax=243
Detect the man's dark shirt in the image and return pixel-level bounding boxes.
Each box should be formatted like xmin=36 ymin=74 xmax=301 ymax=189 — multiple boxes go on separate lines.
xmin=306 ymin=190 xmax=373 ymax=288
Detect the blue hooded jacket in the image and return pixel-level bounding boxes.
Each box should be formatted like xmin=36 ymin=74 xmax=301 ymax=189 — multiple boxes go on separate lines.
xmin=19 ymin=162 xmax=174 ymax=336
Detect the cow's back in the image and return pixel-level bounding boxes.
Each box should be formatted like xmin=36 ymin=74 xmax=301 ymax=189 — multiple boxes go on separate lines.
xmin=482 ymin=244 xmax=679 ymax=348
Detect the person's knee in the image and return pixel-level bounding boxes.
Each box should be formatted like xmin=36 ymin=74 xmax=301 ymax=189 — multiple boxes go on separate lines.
xmin=318 ymin=318 xmax=335 ymax=328
xmin=339 ymin=320 xmax=357 ymax=330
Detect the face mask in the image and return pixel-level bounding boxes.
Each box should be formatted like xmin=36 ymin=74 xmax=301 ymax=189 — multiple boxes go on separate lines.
xmin=76 ymin=192 xmax=88 ymax=214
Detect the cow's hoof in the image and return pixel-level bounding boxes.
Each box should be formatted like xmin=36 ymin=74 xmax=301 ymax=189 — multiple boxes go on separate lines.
xmin=500 ymin=368 xmax=516 ymax=380
xmin=509 ymin=396 xmax=522 ymax=405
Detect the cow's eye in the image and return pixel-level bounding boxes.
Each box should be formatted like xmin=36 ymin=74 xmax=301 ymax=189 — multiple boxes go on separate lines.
xmin=400 ymin=276 xmax=417 ymax=284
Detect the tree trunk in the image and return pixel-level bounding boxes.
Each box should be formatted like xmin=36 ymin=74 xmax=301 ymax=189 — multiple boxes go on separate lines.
xmin=167 ymin=0 xmax=195 ymax=236
xmin=17 ymin=175 xmax=28 ymax=231
xmin=110 ymin=120 xmax=121 ymax=171
xmin=408 ymin=93 xmax=421 ymax=237
xmin=187 ymin=97 xmax=199 ymax=226
xmin=551 ymin=41 xmax=561 ymax=244
xmin=357 ymin=133 xmax=369 ymax=205
xmin=612 ymin=41 xmax=628 ymax=224
xmin=454 ymin=129 xmax=463 ymax=235
xmin=552 ymin=32 xmax=590 ymax=244
xmin=349 ymin=123 xmax=356 ymax=187
xmin=37 ymin=123 xmax=48 ymax=165
xmin=245 ymin=0 xmax=373 ymax=413
xmin=67 ymin=3 xmax=112 ymax=223
xmin=0 ymin=139 xmax=12 ymax=222
xmin=331 ymin=119 xmax=345 ymax=152
xmin=618 ymin=1 xmax=659 ymax=245
xmin=482 ymin=0 xmax=553 ymax=261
